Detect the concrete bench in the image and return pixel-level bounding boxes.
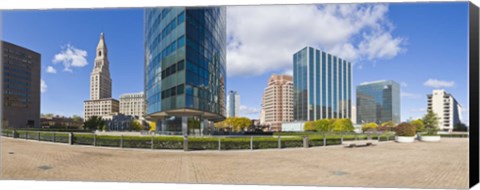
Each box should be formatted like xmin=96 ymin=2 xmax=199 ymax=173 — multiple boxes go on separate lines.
xmin=342 ymin=140 xmax=378 ymax=148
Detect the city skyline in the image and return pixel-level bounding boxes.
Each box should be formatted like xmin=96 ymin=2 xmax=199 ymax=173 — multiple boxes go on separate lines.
xmin=1 ymin=2 xmax=469 ymax=124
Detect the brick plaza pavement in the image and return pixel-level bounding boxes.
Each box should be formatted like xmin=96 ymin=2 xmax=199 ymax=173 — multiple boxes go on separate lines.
xmin=0 ymin=137 xmax=469 ymax=189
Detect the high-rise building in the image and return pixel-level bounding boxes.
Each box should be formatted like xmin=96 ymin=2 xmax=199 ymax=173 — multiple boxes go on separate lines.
xmin=356 ymin=80 xmax=400 ymax=124
xmin=119 ymin=92 xmax=145 ymax=118
xmin=84 ymin=33 xmax=119 ymax=120
xmin=226 ymin=90 xmax=240 ymax=117
xmin=293 ymin=46 xmax=352 ymax=121
xmin=144 ymin=7 xmax=226 ymax=135
xmin=427 ymin=89 xmax=462 ymax=132
xmin=262 ymin=74 xmax=293 ymax=131
xmin=1 ymin=41 xmax=41 ymax=128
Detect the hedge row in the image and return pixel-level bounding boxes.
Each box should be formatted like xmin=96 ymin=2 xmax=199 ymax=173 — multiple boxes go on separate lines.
xmin=1 ymin=130 xmax=397 ymax=150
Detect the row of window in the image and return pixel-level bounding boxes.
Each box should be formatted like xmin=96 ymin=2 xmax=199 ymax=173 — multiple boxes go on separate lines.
xmin=149 ymin=11 xmax=185 ymax=53
xmin=146 ymin=8 xmax=173 ymax=40
xmin=161 ymin=59 xmax=185 ymax=79
xmin=161 ymin=84 xmax=185 ymax=99
xmin=149 ymin=35 xmax=185 ymax=72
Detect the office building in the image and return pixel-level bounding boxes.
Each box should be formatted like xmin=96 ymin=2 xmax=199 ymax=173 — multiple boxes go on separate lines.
xmin=1 ymin=41 xmax=41 ymax=128
xmin=356 ymin=80 xmax=400 ymax=124
xmin=427 ymin=89 xmax=462 ymax=132
xmin=293 ymin=46 xmax=352 ymax=121
xmin=119 ymin=92 xmax=145 ymax=118
xmin=84 ymin=33 xmax=119 ymax=120
xmin=144 ymin=7 xmax=226 ymax=135
xmin=261 ymin=74 xmax=294 ymax=131
xmin=226 ymin=90 xmax=240 ymax=117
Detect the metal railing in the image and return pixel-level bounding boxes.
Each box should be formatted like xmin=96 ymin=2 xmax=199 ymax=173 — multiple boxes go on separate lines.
xmin=1 ymin=129 xmax=398 ymax=151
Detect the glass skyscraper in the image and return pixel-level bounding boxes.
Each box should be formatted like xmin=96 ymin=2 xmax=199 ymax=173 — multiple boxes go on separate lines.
xmin=356 ymin=80 xmax=400 ymax=124
xmin=144 ymin=7 xmax=226 ymax=135
xmin=293 ymin=46 xmax=352 ymax=121
xmin=226 ymin=90 xmax=240 ymax=118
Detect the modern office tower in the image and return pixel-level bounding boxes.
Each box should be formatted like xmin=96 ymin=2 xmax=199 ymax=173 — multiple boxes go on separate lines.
xmin=226 ymin=90 xmax=240 ymax=118
xmin=262 ymin=74 xmax=294 ymax=131
xmin=84 ymin=33 xmax=119 ymax=121
xmin=1 ymin=41 xmax=41 ymax=128
xmin=356 ymin=80 xmax=400 ymax=124
xmin=293 ymin=46 xmax=352 ymax=121
xmin=144 ymin=7 xmax=226 ymax=135
xmin=119 ymin=92 xmax=145 ymax=118
xmin=427 ymin=89 xmax=462 ymax=132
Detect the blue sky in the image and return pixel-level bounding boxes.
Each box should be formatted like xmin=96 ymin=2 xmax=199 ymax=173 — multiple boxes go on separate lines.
xmin=1 ymin=2 xmax=470 ymax=124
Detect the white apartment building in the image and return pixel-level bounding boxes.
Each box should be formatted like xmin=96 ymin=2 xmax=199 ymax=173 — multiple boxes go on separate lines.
xmin=119 ymin=92 xmax=145 ymax=118
xmin=261 ymin=74 xmax=294 ymax=131
xmin=427 ymin=89 xmax=462 ymax=132
xmin=84 ymin=33 xmax=119 ymax=120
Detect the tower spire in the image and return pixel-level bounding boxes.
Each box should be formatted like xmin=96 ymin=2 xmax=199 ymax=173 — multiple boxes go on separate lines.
xmin=96 ymin=32 xmax=107 ymax=53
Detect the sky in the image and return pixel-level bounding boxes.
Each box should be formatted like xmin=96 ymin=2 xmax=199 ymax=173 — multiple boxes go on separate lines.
xmin=1 ymin=2 xmax=470 ymax=124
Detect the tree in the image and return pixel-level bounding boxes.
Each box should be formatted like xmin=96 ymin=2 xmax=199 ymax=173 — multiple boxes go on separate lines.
xmin=422 ymin=111 xmax=439 ymax=128
xmin=362 ymin=122 xmax=378 ymax=133
xmin=149 ymin=121 xmax=157 ymax=132
xmin=223 ymin=117 xmax=251 ymax=132
xmin=130 ymin=120 xmax=143 ymax=131
xmin=381 ymin=121 xmax=395 ymax=128
xmin=395 ymin=122 xmax=416 ymax=136
xmin=304 ymin=121 xmax=316 ymax=132
xmin=72 ymin=115 xmax=83 ymax=123
xmin=454 ymin=123 xmax=468 ymax=132
xmin=332 ymin=119 xmax=354 ymax=132
xmin=83 ymin=116 xmax=105 ymax=131
xmin=313 ymin=119 xmax=334 ymax=132
xmin=235 ymin=117 xmax=251 ymax=132
xmin=214 ymin=121 xmax=228 ymax=130
xmin=410 ymin=119 xmax=425 ymax=133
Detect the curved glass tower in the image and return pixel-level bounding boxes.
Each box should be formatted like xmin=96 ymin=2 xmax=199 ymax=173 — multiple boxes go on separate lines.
xmin=145 ymin=7 xmax=226 ymax=135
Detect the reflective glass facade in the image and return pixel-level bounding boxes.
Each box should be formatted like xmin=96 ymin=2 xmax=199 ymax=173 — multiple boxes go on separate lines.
xmin=356 ymin=80 xmax=400 ymax=124
xmin=144 ymin=7 xmax=226 ymax=132
xmin=293 ymin=47 xmax=352 ymax=121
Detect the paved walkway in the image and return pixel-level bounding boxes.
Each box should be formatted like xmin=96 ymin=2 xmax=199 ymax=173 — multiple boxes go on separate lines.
xmin=0 ymin=137 xmax=469 ymax=189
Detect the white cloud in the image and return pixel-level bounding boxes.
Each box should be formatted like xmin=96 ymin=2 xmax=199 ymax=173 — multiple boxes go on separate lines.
xmin=52 ymin=44 xmax=88 ymax=72
xmin=239 ymin=105 xmax=260 ymax=115
xmin=227 ymin=4 xmax=405 ymax=77
xmin=46 ymin=66 xmax=57 ymax=74
xmin=401 ymin=91 xmax=421 ymax=99
xmin=41 ymin=79 xmax=47 ymax=93
xmin=400 ymin=81 xmax=408 ymax=87
xmin=423 ymin=79 xmax=455 ymax=88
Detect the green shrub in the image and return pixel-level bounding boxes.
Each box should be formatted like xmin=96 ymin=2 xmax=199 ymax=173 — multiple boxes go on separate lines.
xmin=394 ymin=123 xmax=416 ymax=137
